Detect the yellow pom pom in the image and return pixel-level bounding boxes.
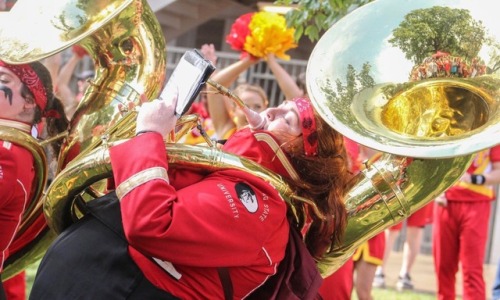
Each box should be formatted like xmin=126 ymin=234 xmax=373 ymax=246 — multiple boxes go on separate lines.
xmin=243 ymin=11 xmax=297 ymax=60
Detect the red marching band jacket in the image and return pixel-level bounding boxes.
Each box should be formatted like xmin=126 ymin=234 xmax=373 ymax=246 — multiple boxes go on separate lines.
xmin=0 ymin=119 xmax=35 ymax=272
xmin=109 ymin=128 xmax=300 ymax=299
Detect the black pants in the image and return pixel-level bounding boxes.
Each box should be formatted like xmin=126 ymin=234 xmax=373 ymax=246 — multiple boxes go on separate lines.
xmin=0 ymin=274 xmax=6 ymax=300
xmin=29 ymin=193 xmax=179 ymax=300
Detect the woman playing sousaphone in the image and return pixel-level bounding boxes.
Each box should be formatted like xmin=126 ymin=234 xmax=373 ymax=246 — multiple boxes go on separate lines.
xmin=30 ymin=89 xmax=353 ymax=299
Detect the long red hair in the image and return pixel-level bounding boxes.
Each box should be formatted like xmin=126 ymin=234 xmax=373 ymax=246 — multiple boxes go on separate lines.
xmin=284 ymin=110 xmax=353 ymax=259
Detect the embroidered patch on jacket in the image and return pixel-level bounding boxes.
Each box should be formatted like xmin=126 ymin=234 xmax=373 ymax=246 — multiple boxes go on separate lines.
xmin=235 ymin=182 xmax=258 ymax=213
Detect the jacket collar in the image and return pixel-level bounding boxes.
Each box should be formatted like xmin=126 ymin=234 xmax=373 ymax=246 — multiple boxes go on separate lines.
xmin=222 ymin=128 xmax=299 ymax=181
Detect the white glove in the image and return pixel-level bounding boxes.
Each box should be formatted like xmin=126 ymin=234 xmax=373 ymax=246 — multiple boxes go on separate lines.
xmin=135 ymin=91 xmax=178 ymax=137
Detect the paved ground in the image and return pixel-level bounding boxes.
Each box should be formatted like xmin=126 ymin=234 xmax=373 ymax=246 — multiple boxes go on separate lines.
xmin=384 ymin=251 xmax=498 ymax=298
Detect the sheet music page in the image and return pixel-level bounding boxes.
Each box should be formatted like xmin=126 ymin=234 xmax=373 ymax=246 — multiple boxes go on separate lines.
xmin=159 ymin=56 xmax=204 ymax=116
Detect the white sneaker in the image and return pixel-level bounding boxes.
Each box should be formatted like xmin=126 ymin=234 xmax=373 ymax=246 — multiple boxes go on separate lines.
xmin=372 ymin=273 xmax=386 ymax=288
xmin=396 ymin=274 xmax=414 ymax=291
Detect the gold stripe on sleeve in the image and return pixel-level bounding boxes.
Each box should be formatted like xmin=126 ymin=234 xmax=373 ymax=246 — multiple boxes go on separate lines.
xmin=116 ymin=167 xmax=169 ymax=200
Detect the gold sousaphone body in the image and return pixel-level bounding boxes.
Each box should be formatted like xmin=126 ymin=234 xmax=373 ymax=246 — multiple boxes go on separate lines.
xmin=0 ymin=0 xmax=167 ymax=278
xmin=0 ymin=0 xmax=499 ymax=279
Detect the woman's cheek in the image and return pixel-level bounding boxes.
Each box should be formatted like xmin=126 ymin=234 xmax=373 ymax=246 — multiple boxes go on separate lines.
xmin=268 ymin=121 xmax=284 ymax=132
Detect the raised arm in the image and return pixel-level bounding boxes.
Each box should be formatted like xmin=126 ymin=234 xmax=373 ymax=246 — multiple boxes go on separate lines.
xmin=42 ymin=53 xmax=62 ymax=91
xmin=210 ymin=55 xmax=257 ymax=87
xmin=204 ymin=46 xmax=258 ymax=139
xmin=266 ymin=53 xmax=304 ymax=100
xmin=56 ymin=50 xmax=83 ymax=119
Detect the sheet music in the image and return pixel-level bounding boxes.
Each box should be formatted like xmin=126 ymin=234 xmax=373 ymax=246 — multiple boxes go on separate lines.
xmin=158 ymin=49 xmax=214 ymax=117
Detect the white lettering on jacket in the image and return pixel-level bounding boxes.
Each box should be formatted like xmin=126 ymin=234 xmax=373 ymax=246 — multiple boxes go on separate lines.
xmin=217 ymin=183 xmax=240 ymax=219
xmin=259 ymin=193 xmax=270 ymax=222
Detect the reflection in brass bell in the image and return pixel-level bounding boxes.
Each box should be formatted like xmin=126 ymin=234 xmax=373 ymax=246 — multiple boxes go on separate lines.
xmin=307 ymin=0 xmax=499 ymax=159
xmin=307 ymin=0 xmax=499 ymax=276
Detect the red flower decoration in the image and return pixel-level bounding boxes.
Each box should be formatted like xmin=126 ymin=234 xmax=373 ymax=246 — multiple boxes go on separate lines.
xmin=226 ymin=12 xmax=297 ymax=60
xmin=226 ymin=13 xmax=254 ymax=53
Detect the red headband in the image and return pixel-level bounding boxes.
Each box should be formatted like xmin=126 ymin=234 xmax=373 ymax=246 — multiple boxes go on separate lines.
xmin=0 ymin=60 xmax=48 ymax=111
xmin=294 ymin=97 xmax=318 ymax=156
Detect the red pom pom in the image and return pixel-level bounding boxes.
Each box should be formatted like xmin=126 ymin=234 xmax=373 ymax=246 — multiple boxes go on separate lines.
xmin=226 ymin=13 xmax=254 ymax=53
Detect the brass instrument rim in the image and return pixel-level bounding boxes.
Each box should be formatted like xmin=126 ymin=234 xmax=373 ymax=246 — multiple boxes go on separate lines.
xmin=0 ymin=0 xmax=135 ymax=64
xmin=307 ymin=76 xmax=500 ymax=159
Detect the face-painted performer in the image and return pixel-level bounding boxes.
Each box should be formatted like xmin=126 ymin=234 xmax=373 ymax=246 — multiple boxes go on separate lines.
xmin=0 ymin=60 xmax=56 ymax=297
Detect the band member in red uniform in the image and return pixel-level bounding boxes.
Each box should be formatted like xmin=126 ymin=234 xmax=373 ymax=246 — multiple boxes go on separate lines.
xmin=0 ymin=60 xmax=56 ymax=299
xmin=30 ymin=94 xmax=353 ymax=299
xmin=433 ymin=145 xmax=500 ymax=300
